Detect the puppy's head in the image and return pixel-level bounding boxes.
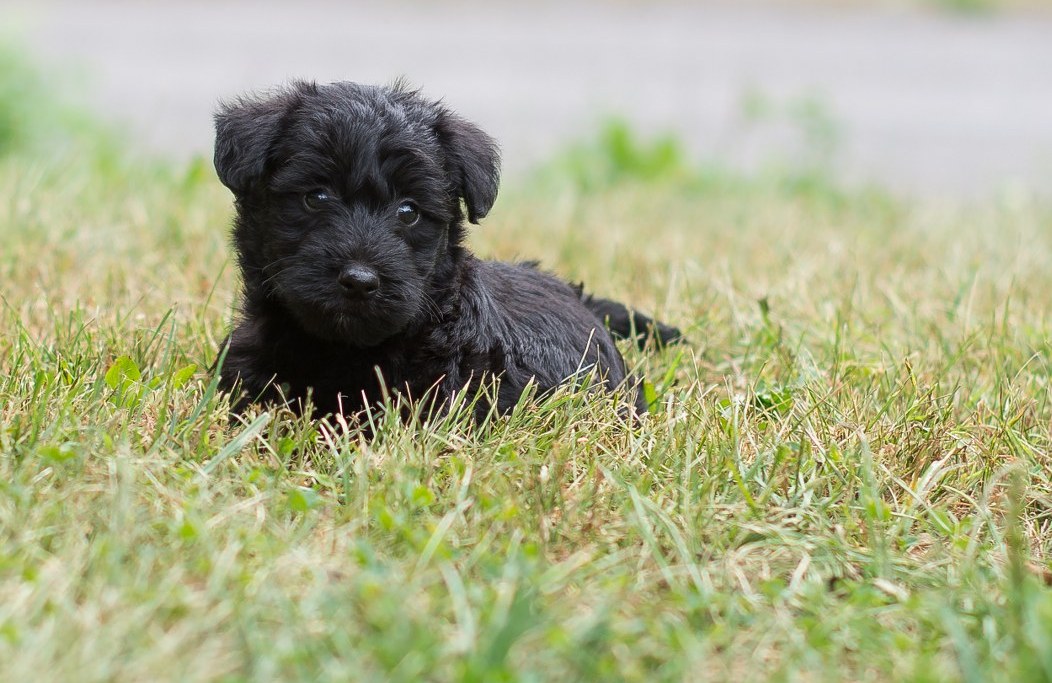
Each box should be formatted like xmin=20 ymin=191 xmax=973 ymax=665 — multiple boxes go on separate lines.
xmin=214 ymin=81 xmax=500 ymax=347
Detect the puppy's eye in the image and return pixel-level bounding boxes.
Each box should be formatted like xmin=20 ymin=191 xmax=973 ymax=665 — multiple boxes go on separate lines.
xmin=303 ymin=189 xmax=335 ymax=211
xmin=396 ymin=201 xmax=420 ymax=226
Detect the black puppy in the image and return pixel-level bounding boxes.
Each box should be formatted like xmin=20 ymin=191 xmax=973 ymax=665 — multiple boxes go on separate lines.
xmin=213 ymin=81 xmax=678 ymax=421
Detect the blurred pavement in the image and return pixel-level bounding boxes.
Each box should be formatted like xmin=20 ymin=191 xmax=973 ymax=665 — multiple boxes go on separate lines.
xmin=5 ymin=0 xmax=1052 ymax=198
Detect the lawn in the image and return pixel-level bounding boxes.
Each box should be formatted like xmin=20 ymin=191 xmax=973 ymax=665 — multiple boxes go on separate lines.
xmin=1 ymin=52 xmax=1051 ymax=682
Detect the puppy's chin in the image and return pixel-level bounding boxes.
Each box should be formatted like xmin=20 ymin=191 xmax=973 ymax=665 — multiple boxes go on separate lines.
xmin=283 ymin=297 xmax=420 ymax=348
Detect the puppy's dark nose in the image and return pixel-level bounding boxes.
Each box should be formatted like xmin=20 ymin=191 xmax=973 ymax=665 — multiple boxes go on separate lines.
xmin=337 ymin=264 xmax=380 ymax=298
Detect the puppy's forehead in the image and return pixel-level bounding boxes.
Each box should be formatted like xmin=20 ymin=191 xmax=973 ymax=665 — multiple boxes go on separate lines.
xmin=269 ymin=85 xmax=449 ymax=202
xmin=296 ymin=88 xmax=439 ymax=159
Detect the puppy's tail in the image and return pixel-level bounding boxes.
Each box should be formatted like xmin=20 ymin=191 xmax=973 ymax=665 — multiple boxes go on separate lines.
xmin=574 ymin=284 xmax=684 ymax=349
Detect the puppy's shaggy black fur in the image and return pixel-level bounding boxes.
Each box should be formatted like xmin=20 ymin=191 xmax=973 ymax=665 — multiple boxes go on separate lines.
xmin=213 ymin=81 xmax=678 ymax=420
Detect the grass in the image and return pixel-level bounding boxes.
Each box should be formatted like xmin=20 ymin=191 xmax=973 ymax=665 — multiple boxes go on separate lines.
xmin=2 ymin=55 xmax=1052 ymax=682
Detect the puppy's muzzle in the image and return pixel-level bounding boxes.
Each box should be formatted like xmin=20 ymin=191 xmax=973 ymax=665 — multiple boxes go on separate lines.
xmin=337 ymin=263 xmax=380 ymax=300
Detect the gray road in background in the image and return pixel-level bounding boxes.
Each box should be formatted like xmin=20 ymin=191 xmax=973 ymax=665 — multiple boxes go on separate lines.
xmin=6 ymin=0 xmax=1052 ymax=198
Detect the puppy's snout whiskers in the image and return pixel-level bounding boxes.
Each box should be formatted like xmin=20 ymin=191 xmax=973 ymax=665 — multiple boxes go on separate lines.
xmin=261 ymin=254 xmax=303 ymax=271
xmin=260 ymin=258 xmax=303 ymax=290
xmin=419 ymin=291 xmax=443 ymax=324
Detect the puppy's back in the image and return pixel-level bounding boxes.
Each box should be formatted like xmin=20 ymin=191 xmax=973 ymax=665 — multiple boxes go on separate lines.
xmin=462 ymin=260 xmax=632 ymax=397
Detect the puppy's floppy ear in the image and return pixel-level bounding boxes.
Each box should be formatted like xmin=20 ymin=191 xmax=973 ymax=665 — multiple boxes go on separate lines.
xmin=214 ymin=81 xmax=313 ymax=195
xmin=435 ymin=111 xmax=501 ymax=224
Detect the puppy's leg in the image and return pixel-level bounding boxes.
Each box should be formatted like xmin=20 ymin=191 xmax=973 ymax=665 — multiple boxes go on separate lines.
xmin=574 ymin=285 xmax=683 ymax=349
xmin=213 ymin=332 xmax=285 ymax=414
